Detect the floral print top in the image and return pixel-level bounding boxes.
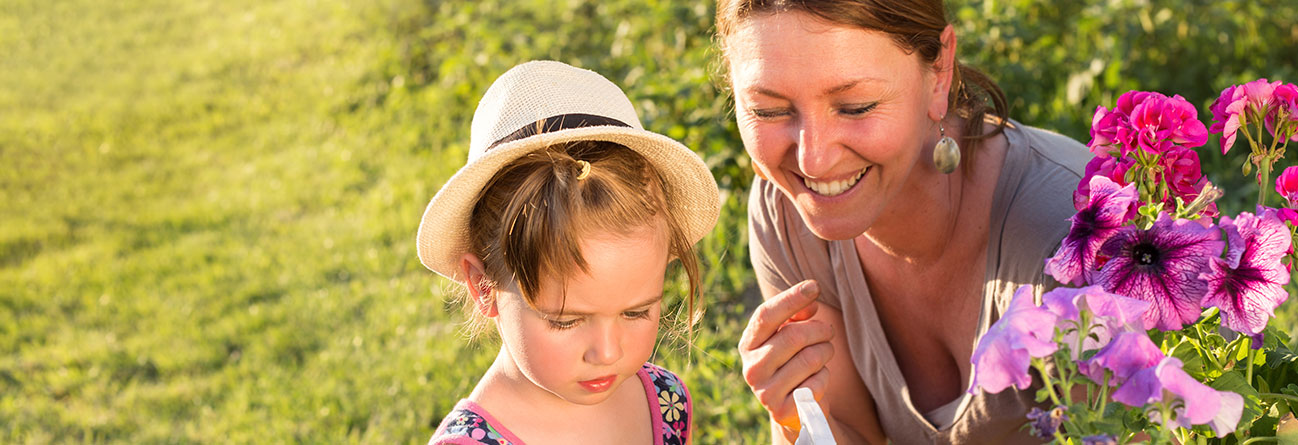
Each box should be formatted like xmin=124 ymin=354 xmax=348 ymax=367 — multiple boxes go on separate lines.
xmin=428 ymin=362 xmax=691 ymax=445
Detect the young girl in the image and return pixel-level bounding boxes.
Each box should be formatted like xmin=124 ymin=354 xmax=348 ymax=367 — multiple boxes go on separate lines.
xmin=417 ymin=61 xmax=719 ymax=445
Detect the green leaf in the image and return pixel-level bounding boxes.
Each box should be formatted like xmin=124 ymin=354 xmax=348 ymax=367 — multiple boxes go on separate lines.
xmin=1211 ymin=371 xmax=1264 ymax=434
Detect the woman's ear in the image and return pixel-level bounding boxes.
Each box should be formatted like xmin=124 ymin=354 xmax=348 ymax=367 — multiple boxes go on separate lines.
xmin=459 ymin=253 xmax=498 ymax=318
xmin=928 ymin=24 xmax=958 ymax=122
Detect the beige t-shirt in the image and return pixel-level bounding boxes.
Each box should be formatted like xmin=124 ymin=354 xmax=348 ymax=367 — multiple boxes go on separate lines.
xmin=748 ymin=121 xmax=1090 ymax=444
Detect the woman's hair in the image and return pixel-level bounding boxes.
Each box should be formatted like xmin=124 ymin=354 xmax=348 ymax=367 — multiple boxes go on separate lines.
xmin=461 ymin=140 xmax=701 ymax=338
xmin=715 ymin=0 xmax=1010 ymax=154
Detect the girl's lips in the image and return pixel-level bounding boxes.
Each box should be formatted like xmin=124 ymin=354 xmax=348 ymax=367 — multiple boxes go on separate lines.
xmin=578 ymin=375 xmax=616 ymax=393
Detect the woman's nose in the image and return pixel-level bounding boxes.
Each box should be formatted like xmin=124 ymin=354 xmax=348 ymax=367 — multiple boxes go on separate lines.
xmin=795 ymin=113 xmax=843 ymax=179
xmin=583 ymin=321 xmax=623 ymax=366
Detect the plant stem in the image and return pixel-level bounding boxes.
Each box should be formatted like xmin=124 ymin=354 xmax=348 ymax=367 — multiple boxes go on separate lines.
xmin=1240 ymin=437 xmax=1280 ymax=445
xmin=1260 ymin=392 xmax=1298 ymax=402
xmin=1034 ymin=360 xmax=1064 ymax=406
xmin=1245 ymin=336 xmax=1255 ymax=385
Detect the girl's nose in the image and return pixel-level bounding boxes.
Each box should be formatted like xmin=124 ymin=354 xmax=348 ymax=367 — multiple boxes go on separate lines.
xmin=583 ymin=322 xmax=623 ymax=366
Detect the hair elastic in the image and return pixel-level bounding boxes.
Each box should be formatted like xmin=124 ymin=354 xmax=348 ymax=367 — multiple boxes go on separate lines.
xmin=575 ymin=160 xmax=592 ymax=180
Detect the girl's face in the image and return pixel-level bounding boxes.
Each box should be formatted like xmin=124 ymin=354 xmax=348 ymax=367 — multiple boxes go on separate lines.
xmin=492 ymin=224 xmax=669 ymax=405
xmin=725 ymin=12 xmax=947 ymax=240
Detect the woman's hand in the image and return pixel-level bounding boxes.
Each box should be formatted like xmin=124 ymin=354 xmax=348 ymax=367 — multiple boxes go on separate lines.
xmin=738 ymin=280 xmax=835 ymax=438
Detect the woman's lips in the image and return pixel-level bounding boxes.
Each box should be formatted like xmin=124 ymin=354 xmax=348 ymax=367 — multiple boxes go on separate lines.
xmin=578 ymin=375 xmax=616 ymax=393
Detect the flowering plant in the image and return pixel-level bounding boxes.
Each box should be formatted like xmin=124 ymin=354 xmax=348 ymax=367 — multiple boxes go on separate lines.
xmin=970 ymin=79 xmax=1298 ymax=443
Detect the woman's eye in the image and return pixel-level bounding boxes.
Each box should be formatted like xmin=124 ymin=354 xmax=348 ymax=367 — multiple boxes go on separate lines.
xmin=750 ymin=107 xmax=791 ymax=120
xmin=623 ymin=310 xmax=651 ymax=320
xmin=839 ymin=103 xmax=877 ymax=116
xmin=547 ymin=318 xmax=579 ymax=330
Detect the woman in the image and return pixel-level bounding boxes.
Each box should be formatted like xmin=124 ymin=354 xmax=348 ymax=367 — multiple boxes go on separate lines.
xmin=717 ymin=1 xmax=1092 ymax=443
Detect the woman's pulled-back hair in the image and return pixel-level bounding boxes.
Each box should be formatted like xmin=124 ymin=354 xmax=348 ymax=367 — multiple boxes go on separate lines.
xmin=463 ymin=140 xmax=701 ymax=337
xmin=715 ymin=0 xmax=1010 ymax=153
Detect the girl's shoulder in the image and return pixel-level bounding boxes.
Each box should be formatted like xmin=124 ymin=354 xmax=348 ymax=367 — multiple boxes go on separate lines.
xmin=428 ymin=400 xmax=520 ymax=445
xmin=640 ymin=362 xmax=692 ymax=445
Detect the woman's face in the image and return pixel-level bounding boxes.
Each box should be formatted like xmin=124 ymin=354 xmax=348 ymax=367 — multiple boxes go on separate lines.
xmin=726 ymin=12 xmax=947 ymax=240
xmin=492 ymin=225 xmax=667 ymax=406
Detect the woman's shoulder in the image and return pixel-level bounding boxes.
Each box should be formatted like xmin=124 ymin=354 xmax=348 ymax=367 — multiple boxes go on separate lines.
xmin=1006 ymin=120 xmax=1091 ymax=177
xmin=428 ymin=400 xmax=515 ymax=445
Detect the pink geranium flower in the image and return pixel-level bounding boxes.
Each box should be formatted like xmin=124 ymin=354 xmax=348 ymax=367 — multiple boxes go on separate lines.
xmin=969 ymin=286 xmax=1058 ymax=394
xmin=1276 ymin=166 xmax=1298 ymax=206
xmin=1265 ymin=83 xmax=1298 ymax=142
xmin=1079 ymin=330 xmax=1165 ymax=385
xmin=1094 ymin=213 xmax=1224 ymax=330
xmin=1047 ymin=176 xmax=1139 ymax=286
xmin=1210 ymin=79 xmax=1282 ymax=154
xmin=1128 ymin=93 xmax=1209 ymax=152
xmin=1199 ymin=208 xmax=1291 ymax=334
xmin=1112 ymin=357 xmax=1245 ymax=437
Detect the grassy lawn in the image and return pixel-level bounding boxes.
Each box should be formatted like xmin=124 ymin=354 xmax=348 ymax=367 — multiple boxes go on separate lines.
xmin=3 ymin=0 xmax=1295 ymax=443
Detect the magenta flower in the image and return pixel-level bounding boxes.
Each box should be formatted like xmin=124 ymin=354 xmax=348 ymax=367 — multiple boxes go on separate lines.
xmin=1041 ymin=285 xmax=1150 ymax=358
xmin=1089 ymin=91 xmax=1207 ymax=156
xmin=969 ymin=285 xmax=1058 ymax=394
xmin=1079 ymin=330 xmax=1165 ymax=385
xmin=1276 ymin=166 xmax=1298 ymax=206
xmin=1127 ymin=92 xmax=1209 ymax=152
xmin=1048 ymin=176 xmax=1139 ymax=286
xmin=1074 ymin=156 xmax=1135 ymax=210
xmin=1199 ymin=208 xmax=1291 ymax=334
xmin=1279 ymin=208 xmax=1298 ymax=227
xmin=1272 ymin=83 xmax=1298 ymax=142
xmin=1210 ymin=79 xmax=1282 ymax=154
xmin=1112 ymin=357 xmax=1245 ymax=437
xmin=1094 ymin=213 xmax=1224 ymax=330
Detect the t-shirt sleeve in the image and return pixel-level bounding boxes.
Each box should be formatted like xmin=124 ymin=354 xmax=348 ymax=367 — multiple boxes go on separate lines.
xmin=746 ymin=178 xmax=843 ymax=309
xmin=748 ymin=178 xmax=798 ymax=296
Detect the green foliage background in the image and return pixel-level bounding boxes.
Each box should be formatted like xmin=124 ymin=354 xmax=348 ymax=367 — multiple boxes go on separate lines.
xmin=1 ymin=0 xmax=1294 ymax=442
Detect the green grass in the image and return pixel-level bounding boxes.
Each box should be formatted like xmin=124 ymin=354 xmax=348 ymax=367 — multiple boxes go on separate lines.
xmin=2 ymin=0 xmax=1296 ymax=443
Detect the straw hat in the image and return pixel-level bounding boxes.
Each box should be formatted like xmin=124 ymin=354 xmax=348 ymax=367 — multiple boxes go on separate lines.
xmin=416 ymin=60 xmax=720 ymax=281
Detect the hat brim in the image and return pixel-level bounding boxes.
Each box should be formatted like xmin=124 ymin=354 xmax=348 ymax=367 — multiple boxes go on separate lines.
xmin=416 ymin=125 xmax=720 ymax=282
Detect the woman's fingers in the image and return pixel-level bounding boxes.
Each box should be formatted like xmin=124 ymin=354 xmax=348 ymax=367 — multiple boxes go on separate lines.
xmin=739 ymin=280 xmax=836 ymax=429
xmin=759 ymin=341 xmax=835 ymax=424
xmin=739 ymin=280 xmax=820 ymax=350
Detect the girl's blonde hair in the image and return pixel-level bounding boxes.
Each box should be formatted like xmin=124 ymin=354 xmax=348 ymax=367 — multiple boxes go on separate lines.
xmin=459 ymin=139 xmax=702 ymax=338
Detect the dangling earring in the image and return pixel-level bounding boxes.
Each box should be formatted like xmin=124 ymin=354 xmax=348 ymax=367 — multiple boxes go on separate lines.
xmin=932 ymin=123 xmax=961 ymax=174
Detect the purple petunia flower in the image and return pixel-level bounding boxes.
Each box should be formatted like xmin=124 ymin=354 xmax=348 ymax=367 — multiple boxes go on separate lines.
xmin=1048 ymin=176 xmax=1139 ymax=286
xmin=1112 ymin=357 xmax=1245 ymax=437
xmin=1200 ymin=207 xmax=1291 ymax=334
xmin=1094 ymin=213 xmax=1224 ymax=330
xmin=1041 ymin=285 xmax=1150 ymax=358
xmin=969 ymin=285 xmax=1058 ymax=394
xmin=1082 ymin=434 xmax=1118 ymax=445
xmin=1025 ymin=406 xmax=1069 ymax=438
xmin=1079 ymin=330 xmax=1165 ymax=385
xmin=1073 ymin=156 xmax=1135 ymax=211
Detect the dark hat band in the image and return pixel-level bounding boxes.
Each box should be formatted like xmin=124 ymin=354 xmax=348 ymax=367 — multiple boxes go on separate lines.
xmin=489 ymin=113 xmax=631 ymax=150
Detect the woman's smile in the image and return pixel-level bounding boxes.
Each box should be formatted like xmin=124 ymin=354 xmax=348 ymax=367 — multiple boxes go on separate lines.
xmin=802 ymin=166 xmax=869 ymax=197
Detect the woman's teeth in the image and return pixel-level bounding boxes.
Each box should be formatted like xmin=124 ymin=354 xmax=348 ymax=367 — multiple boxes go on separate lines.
xmin=804 ymin=168 xmax=867 ymax=197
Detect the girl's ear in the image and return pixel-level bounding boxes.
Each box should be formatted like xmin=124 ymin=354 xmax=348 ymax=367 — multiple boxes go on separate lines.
xmin=459 ymin=253 xmax=498 ymax=318
xmin=927 ymin=24 xmax=958 ymax=122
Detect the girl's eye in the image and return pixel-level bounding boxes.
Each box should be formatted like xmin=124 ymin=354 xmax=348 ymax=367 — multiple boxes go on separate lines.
xmin=547 ymin=318 xmax=579 ymax=330
xmin=839 ymin=103 xmax=877 ymax=117
xmin=750 ymin=107 xmax=792 ymax=120
xmin=623 ymin=310 xmax=651 ymax=320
